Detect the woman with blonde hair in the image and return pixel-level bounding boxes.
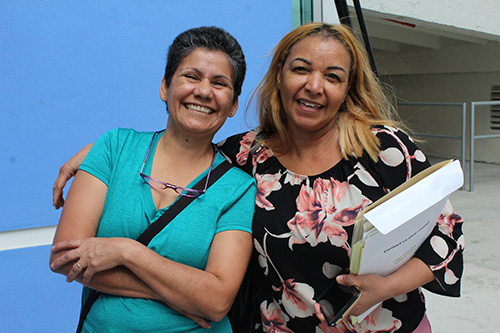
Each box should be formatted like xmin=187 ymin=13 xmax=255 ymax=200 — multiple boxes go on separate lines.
xmin=222 ymin=22 xmax=463 ymax=332
xmin=256 ymin=23 xmax=399 ymax=161
xmin=53 ymin=23 xmax=463 ymax=332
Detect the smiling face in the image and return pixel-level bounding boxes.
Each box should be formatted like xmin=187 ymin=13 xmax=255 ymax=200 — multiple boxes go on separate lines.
xmin=277 ymin=36 xmax=351 ymax=136
xmin=161 ymin=47 xmax=238 ymax=140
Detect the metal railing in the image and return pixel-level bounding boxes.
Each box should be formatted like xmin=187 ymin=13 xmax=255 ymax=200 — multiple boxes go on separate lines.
xmin=469 ymin=101 xmax=500 ymax=192
xmin=397 ymin=102 xmax=467 ymax=190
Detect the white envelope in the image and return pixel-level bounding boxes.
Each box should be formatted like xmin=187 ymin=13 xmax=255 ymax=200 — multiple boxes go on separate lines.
xmin=349 ymin=159 xmax=464 ymax=324
xmin=365 ymin=159 xmax=464 ymax=235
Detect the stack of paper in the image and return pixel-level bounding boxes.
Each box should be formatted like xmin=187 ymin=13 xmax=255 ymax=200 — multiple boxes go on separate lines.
xmin=349 ymin=159 xmax=464 ymax=323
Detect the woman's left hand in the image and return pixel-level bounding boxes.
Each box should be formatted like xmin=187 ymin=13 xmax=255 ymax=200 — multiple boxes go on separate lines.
xmin=335 ymin=273 xmax=390 ymax=316
xmin=316 ymin=257 xmax=435 ymax=323
xmin=313 ymin=273 xmax=390 ymax=325
xmin=50 ymin=237 xmax=132 ymax=286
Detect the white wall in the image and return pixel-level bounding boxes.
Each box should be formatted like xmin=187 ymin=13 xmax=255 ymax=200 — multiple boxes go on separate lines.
xmin=354 ymin=0 xmax=500 ymax=38
xmin=340 ymin=0 xmax=500 ymax=165
xmin=374 ymin=27 xmax=500 ymax=164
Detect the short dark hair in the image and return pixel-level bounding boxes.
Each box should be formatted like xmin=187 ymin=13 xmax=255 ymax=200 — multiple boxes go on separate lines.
xmin=164 ymin=26 xmax=246 ymax=102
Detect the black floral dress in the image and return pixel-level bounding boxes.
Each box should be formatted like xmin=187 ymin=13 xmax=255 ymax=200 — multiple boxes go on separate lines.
xmin=218 ymin=126 xmax=464 ymax=333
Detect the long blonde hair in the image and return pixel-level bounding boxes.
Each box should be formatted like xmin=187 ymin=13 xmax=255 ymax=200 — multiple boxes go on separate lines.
xmin=254 ymin=23 xmax=404 ymax=162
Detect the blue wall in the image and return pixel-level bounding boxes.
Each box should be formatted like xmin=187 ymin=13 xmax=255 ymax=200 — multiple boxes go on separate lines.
xmin=0 ymin=1 xmax=291 ymax=331
xmin=0 ymin=246 xmax=82 ymax=332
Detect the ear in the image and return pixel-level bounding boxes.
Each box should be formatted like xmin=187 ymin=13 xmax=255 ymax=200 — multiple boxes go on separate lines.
xmin=277 ymin=68 xmax=282 ymax=89
xmin=160 ymin=77 xmax=168 ymax=102
xmin=228 ymin=98 xmax=238 ymax=118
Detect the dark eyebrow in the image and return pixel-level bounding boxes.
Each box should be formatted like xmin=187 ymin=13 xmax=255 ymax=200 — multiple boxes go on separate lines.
xmin=182 ymin=67 xmax=232 ymax=81
xmin=290 ymin=57 xmax=347 ymax=74
xmin=181 ymin=67 xmax=234 ymax=87
xmin=290 ymin=57 xmax=311 ymax=65
xmin=213 ymin=74 xmax=233 ymax=82
xmin=183 ymin=67 xmax=202 ymax=74
xmin=327 ymin=66 xmax=347 ymax=74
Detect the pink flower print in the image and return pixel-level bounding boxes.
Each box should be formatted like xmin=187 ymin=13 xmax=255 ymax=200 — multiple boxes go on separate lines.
xmin=429 ymin=234 xmax=461 ymax=282
xmin=436 ymin=200 xmax=463 ymax=237
xmin=255 ymin=172 xmax=282 ymax=211
xmin=351 ymin=162 xmax=379 ymax=187
xmin=235 ymin=131 xmax=257 ymax=166
xmin=332 ymin=201 xmax=368 ymax=225
xmin=329 ymin=179 xmax=369 ymax=226
xmin=260 ymin=301 xmax=294 ymax=333
xmin=284 ymin=171 xmax=307 ymax=186
xmin=413 ymin=149 xmax=426 ymax=162
xmin=444 ymin=266 xmax=460 ymax=285
xmin=330 ymin=178 xmax=351 ymax=203
xmin=439 ymin=212 xmax=463 ymax=236
xmin=287 ymin=178 xmax=360 ymax=248
xmin=254 ymin=238 xmax=269 ymax=275
xmin=322 ymin=262 xmax=343 ymax=279
xmin=374 ymin=127 xmax=416 ymax=179
xmin=272 ymin=279 xmax=315 ymax=318
xmin=253 ymin=144 xmax=273 ymax=164
xmin=431 ymin=235 xmax=449 ymax=259
xmin=379 ymin=147 xmax=405 ymax=167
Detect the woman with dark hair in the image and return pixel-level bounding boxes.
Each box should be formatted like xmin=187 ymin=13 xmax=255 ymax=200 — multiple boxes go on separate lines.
xmin=50 ymin=26 xmax=256 ymax=332
xmin=53 ymin=23 xmax=463 ymax=332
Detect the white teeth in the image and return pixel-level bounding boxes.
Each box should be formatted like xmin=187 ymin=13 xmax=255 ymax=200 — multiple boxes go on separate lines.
xmin=299 ymin=100 xmax=322 ymax=109
xmin=186 ymin=104 xmax=213 ymax=114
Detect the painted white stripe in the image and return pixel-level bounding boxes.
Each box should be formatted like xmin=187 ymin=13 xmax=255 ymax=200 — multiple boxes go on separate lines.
xmin=0 ymin=225 xmax=56 ymax=251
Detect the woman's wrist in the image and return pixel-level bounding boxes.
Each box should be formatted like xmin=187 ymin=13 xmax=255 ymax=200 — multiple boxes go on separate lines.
xmin=382 ymin=258 xmax=434 ymax=300
xmin=118 ymin=238 xmax=141 ymax=267
xmin=380 ymin=274 xmax=402 ymax=301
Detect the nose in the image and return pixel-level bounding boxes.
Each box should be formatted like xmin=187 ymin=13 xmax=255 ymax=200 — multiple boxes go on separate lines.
xmin=194 ymin=79 xmax=213 ymax=99
xmin=305 ymin=72 xmax=324 ymax=95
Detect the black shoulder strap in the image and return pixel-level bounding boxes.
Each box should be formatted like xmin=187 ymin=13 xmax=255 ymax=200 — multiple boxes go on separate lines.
xmin=76 ymin=159 xmax=233 ymax=332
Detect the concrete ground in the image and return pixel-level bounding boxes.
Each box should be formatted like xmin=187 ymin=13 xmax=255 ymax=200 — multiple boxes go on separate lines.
xmin=424 ymin=160 xmax=500 ymax=332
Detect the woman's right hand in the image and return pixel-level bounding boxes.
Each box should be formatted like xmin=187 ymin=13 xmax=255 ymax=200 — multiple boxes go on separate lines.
xmin=51 ymin=237 xmax=132 ymax=285
xmin=52 ymin=143 xmax=93 ymax=209
xmin=51 ymin=236 xmax=212 ymax=328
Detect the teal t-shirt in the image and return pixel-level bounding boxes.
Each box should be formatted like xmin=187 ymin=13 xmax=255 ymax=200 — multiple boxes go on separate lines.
xmin=78 ymin=128 xmax=256 ymax=332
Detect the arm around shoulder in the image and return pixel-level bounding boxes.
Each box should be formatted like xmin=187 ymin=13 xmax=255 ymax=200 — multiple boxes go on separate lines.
xmin=53 ymin=143 xmax=94 ymax=209
xmin=50 ymin=169 xmax=106 ymax=275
